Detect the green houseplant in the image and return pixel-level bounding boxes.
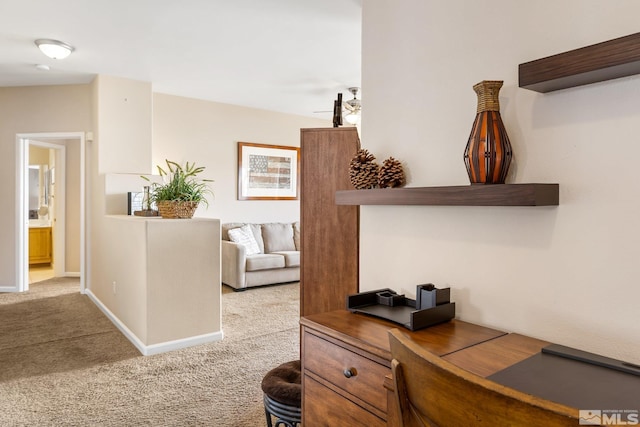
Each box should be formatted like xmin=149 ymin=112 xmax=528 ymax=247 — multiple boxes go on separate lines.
xmin=142 ymin=160 xmax=214 ymax=218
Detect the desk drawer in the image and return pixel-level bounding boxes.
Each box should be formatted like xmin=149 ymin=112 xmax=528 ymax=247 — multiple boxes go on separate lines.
xmin=303 ymin=331 xmax=389 ymax=412
xmin=303 ymin=374 xmax=386 ymax=427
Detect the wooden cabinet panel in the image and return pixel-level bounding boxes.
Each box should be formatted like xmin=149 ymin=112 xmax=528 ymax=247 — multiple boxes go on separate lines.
xmin=303 ymin=375 xmax=386 ymax=427
xmin=29 ymin=227 xmax=52 ymax=265
xmin=300 ymin=128 xmax=360 ymax=316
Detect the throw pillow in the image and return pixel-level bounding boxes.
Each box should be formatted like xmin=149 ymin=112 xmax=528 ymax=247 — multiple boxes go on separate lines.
xmin=262 ymin=223 xmax=296 ymax=253
xmin=228 ymin=225 xmax=261 ymax=255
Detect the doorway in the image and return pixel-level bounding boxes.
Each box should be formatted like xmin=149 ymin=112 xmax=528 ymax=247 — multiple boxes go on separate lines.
xmin=28 ymin=145 xmax=62 ymax=284
xmin=16 ymin=132 xmax=87 ymax=293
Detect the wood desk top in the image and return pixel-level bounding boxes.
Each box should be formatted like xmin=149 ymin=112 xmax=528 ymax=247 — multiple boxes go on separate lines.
xmin=301 ymin=309 xmax=506 ymax=363
xmin=442 ymin=333 xmax=550 ymax=377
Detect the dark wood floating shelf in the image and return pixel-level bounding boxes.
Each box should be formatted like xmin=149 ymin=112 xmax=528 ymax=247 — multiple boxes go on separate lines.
xmin=335 ymin=184 xmax=559 ymax=207
xmin=519 ymin=32 xmax=640 ymax=93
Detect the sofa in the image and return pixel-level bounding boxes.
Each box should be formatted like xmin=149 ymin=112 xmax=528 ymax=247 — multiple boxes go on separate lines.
xmin=221 ymin=222 xmax=300 ymax=290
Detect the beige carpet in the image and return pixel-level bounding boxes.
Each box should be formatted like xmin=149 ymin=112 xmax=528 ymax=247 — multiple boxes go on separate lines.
xmin=0 ymin=278 xmax=300 ymax=426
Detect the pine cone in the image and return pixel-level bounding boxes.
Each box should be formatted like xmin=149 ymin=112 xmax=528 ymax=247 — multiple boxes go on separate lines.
xmin=378 ymin=157 xmax=406 ymax=188
xmin=349 ymin=149 xmax=379 ymax=189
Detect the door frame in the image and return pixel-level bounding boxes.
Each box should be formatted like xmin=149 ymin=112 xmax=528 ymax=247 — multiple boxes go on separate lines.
xmin=16 ymin=132 xmax=87 ymax=293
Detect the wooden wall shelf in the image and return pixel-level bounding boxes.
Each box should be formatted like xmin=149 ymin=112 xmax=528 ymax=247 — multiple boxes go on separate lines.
xmin=335 ymin=184 xmax=559 ymax=207
xmin=519 ymin=32 xmax=640 ymax=93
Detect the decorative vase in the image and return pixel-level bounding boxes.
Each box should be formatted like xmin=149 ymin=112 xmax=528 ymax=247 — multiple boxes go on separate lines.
xmin=463 ymin=80 xmax=513 ymax=184
xmin=143 ymin=186 xmax=152 ymax=211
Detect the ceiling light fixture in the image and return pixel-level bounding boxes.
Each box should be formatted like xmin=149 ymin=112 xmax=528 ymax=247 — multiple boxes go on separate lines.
xmin=35 ymin=39 xmax=74 ymax=59
xmin=344 ymin=87 xmax=361 ymax=125
xmin=345 ymin=111 xmax=360 ymax=125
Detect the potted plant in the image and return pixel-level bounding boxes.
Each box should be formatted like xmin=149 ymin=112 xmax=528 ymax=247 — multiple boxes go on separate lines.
xmin=142 ymin=160 xmax=214 ymax=218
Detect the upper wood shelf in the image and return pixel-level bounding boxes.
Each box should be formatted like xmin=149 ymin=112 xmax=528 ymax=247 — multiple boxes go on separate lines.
xmin=519 ymin=32 xmax=640 ymax=93
xmin=335 ymin=184 xmax=559 ymax=207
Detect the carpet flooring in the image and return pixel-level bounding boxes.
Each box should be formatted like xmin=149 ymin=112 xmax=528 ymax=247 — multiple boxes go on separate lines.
xmin=0 ymin=278 xmax=300 ymax=426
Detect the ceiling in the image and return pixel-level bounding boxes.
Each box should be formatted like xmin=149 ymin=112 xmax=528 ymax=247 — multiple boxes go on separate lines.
xmin=0 ymin=0 xmax=362 ymax=118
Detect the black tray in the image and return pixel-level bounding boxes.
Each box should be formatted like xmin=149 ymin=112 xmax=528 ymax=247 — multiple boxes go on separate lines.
xmin=347 ymin=286 xmax=455 ymax=331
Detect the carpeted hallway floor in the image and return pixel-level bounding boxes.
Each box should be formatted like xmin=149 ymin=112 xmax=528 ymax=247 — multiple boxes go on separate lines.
xmin=0 ymin=277 xmax=300 ymax=426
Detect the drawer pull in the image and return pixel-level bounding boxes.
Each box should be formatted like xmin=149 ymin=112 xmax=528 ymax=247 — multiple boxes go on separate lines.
xmin=343 ymin=368 xmax=357 ymax=378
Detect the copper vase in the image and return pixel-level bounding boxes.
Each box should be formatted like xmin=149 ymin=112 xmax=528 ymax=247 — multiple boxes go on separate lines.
xmin=463 ymin=80 xmax=512 ymax=184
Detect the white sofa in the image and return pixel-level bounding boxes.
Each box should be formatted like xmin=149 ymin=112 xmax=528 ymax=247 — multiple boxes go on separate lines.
xmin=221 ymin=222 xmax=300 ymax=290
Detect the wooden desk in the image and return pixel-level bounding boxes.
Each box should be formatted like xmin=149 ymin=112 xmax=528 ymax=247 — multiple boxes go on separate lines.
xmin=475 ymin=335 xmax=640 ymax=411
xmin=300 ymin=310 xmax=506 ymax=426
xmin=302 ymin=311 xmax=640 ymax=426
xmin=442 ymin=333 xmax=550 ymax=377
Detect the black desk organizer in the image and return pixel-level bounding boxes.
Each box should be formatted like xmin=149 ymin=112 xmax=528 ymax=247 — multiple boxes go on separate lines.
xmin=347 ymin=284 xmax=455 ymax=331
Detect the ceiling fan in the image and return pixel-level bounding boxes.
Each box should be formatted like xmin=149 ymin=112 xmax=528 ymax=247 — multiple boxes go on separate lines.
xmin=314 ymin=87 xmax=361 ymax=126
xmin=342 ymin=87 xmax=361 ymax=124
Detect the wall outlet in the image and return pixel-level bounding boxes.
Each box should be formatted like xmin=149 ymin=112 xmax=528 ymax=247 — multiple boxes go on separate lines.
xmin=112 ymin=281 xmax=117 ymax=295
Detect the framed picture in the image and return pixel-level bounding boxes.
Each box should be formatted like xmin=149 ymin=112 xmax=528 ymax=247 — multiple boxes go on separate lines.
xmin=238 ymin=142 xmax=300 ymax=200
xmin=127 ymin=192 xmax=143 ymax=215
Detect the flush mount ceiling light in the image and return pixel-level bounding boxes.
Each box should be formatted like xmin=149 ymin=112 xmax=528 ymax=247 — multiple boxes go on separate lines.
xmin=35 ymin=39 xmax=74 ymax=59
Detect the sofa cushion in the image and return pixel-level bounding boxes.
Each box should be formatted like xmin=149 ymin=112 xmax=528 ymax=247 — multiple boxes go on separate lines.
xmin=228 ymin=224 xmax=261 ymax=255
xmin=262 ymin=223 xmax=296 ymax=253
xmin=293 ymin=221 xmax=301 ymax=251
xmin=246 ymin=254 xmax=286 ymax=271
xmin=271 ymin=251 xmax=300 ymax=268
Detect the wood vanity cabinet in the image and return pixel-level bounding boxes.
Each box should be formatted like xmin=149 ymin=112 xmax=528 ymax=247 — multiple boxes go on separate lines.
xmin=29 ymin=227 xmax=52 ymax=265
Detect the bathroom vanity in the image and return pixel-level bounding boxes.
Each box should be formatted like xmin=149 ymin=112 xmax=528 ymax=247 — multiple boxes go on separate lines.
xmin=29 ymin=223 xmax=52 ymax=265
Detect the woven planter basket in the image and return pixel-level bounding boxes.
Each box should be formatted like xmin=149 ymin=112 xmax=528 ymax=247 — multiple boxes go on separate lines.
xmin=157 ymin=200 xmax=199 ymax=219
xmin=175 ymin=201 xmax=199 ymax=218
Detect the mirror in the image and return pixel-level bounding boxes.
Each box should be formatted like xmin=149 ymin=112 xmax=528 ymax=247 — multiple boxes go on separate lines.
xmin=28 ymin=165 xmax=50 ymax=220
xmin=28 ymin=166 xmax=40 ymax=219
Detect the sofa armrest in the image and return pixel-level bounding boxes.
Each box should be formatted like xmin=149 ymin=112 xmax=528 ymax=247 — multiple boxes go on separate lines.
xmin=221 ymin=240 xmax=246 ymax=289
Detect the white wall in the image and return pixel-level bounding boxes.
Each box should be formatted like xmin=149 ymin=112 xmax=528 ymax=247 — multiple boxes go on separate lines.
xmin=152 ymin=93 xmax=329 ymax=224
xmin=96 ymin=75 xmax=153 ymax=174
xmin=63 ymin=138 xmax=82 ymax=272
xmin=95 ymin=216 xmax=222 ymax=354
xmin=0 ymin=85 xmax=91 ymax=286
xmin=361 ymin=0 xmax=640 ymax=363
xmin=90 ymin=76 xmax=154 ymax=307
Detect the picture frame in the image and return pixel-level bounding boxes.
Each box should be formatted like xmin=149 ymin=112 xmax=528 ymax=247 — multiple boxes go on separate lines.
xmin=127 ymin=192 xmax=143 ymax=215
xmin=237 ymin=142 xmax=300 ymax=200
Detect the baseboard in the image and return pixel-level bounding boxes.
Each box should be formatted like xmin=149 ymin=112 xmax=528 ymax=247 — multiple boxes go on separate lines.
xmin=0 ymin=286 xmax=18 ymax=292
xmin=64 ymin=272 xmax=81 ymax=277
xmin=85 ymin=290 xmax=224 ymax=356
xmin=143 ymin=330 xmax=225 ymax=356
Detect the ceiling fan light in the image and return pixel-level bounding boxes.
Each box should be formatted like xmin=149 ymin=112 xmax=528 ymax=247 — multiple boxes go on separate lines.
xmin=345 ymin=111 xmax=360 ymax=125
xmin=35 ymin=39 xmax=74 ymax=59
xmin=344 ymin=86 xmax=361 ymax=125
